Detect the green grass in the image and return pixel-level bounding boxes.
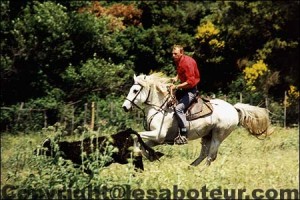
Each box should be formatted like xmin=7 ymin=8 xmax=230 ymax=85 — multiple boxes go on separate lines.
xmin=1 ymin=126 xmax=299 ymax=199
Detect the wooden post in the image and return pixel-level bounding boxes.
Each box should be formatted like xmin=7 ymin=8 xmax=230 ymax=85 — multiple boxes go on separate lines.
xmin=71 ymin=105 xmax=74 ymax=134
xmin=265 ymin=95 xmax=269 ymax=110
xmin=43 ymin=110 xmax=47 ymax=128
xmin=84 ymin=103 xmax=88 ymax=126
xmin=16 ymin=102 xmax=24 ymax=123
xmin=110 ymin=102 xmax=114 ymax=118
xmin=90 ymin=102 xmax=95 ymax=130
xmin=239 ymin=93 xmax=243 ymax=103
xmin=283 ymin=91 xmax=287 ymax=128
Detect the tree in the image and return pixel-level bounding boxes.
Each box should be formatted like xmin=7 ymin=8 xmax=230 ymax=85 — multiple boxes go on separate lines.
xmin=61 ymin=57 xmax=134 ymax=102
xmin=1 ymin=1 xmax=72 ymax=104
xmin=193 ymin=1 xmax=299 ymax=97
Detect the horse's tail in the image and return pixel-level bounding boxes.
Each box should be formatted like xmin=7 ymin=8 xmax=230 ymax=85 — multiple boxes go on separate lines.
xmin=234 ymin=103 xmax=273 ymax=138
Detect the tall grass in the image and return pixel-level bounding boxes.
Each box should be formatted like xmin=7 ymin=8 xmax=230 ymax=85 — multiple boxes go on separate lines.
xmin=1 ymin=126 xmax=299 ymax=199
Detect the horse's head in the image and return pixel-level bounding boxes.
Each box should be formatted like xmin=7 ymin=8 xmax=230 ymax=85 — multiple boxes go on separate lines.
xmin=122 ymin=74 xmax=151 ymax=112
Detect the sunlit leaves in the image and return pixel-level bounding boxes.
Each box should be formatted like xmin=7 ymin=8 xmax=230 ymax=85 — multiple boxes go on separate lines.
xmin=79 ymin=2 xmax=142 ymax=31
xmin=195 ymin=21 xmax=220 ymax=42
xmin=285 ymin=85 xmax=300 ymax=108
xmin=195 ymin=20 xmax=225 ymax=63
xmin=243 ymin=60 xmax=269 ymax=91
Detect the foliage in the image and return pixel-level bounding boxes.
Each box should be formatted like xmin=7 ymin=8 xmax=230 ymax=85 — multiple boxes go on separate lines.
xmin=1 ymin=127 xmax=298 ymax=198
xmin=1 ymin=126 xmax=122 ymax=199
xmin=195 ymin=20 xmax=225 ymax=63
xmin=243 ymin=60 xmax=269 ymax=91
xmin=61 ymin=57 xmax=133 ymax=101
xmin=79 ymin=1 xmax=142 ymax=29
xmin=287 ymin=85 xmax=300 ymax=106
xmin=1 ymin=1 xmax=299 ymax=131
xmin=195 ymin=1 xmax=298 ymax=95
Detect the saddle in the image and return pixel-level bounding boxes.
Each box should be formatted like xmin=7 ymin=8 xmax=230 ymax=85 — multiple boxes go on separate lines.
xmin=185 ymin=95 xmax=213 ymax=121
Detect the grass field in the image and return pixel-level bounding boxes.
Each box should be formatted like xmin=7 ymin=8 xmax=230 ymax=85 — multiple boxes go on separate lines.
xmin=1 ymin=126 xmax=299 ymax=199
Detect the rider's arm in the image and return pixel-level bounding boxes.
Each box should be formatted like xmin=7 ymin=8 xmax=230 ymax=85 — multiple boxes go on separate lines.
xmin=175 ymin=81 xmax=190 ymax=90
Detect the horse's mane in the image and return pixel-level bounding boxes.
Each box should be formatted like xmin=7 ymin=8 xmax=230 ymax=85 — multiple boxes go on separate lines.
xmin=135 ymin=72 xmax=171 ymax=98
xmin=136 ymin=72 xmax=170 ymax=86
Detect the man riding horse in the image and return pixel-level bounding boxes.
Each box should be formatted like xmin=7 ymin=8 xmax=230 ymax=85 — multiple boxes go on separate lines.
xmin=169 ymin=45 xmax=200 ymax=145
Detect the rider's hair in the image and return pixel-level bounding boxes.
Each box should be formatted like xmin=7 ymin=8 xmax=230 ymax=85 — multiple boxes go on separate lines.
xmin=172 ymin=44 xmax=184 ymax=54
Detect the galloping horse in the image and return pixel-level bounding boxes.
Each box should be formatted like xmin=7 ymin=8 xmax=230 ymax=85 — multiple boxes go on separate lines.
xmin=122 ymin=73 xmax=272 ymax=166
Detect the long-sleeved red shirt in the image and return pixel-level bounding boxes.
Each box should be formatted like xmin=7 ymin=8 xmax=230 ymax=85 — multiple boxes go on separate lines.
xmin=176 ymin=55 xmax=200 ymax=88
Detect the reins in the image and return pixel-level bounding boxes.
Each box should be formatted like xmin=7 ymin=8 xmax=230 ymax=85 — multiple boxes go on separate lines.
xmin=144 ymin=93 xmax=172 ymax=131
xmin=126 ymin=83 xmax=173 ymax=131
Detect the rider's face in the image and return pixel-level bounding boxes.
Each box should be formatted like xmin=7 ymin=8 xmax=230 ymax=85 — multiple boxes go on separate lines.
xmin=172 ymin=47 xmax=183 ymax=62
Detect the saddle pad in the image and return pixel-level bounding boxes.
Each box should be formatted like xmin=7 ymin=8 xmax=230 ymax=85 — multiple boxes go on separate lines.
xmin=186 ymin=96 xmax=213 ymax=121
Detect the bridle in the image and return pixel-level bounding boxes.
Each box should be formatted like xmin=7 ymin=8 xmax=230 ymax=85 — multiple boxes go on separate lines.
xmin=125 ymin=83 xmax=151 ymax=111
xmin=125 ymin=82 xmax=173 ymax=131
xmin=125 ymin=83 xmax=151 ymax=130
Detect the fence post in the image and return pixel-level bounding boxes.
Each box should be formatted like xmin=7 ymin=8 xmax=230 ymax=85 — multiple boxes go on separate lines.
xmin=90 ymin=102 xmax=95 ymax=130
xmin=71 ymin=105 xmax=74 ymax=134
xmin=110 ymin=102 xmax=114 ymax=118
xmin=239 ymin=93 xmax=243 ymax=103
xmin=16 ymin=102 xmax=24 ymax=124
xmin=283 ymin=91 xmax=287 ymax=128
xmin=265 ymin=96 xmax=269 ymax=110
xmin=84 ymin=103 xmax=88 ymax=126
xmin=43 ymin=110 xmax=47 ymax=128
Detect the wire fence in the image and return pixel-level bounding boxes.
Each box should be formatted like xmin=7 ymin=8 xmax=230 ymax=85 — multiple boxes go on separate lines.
xmin=1 ymin=92 xmax=298 ymax=133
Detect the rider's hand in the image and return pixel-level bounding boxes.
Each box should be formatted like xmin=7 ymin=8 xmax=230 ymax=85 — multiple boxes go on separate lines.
xmin=170 ymin=77 xmax=177 ymax=84
xmin=169 ymin=84 xmax=177 ymax=91
xmin=167 ymin=84 xmax=177 ymax=107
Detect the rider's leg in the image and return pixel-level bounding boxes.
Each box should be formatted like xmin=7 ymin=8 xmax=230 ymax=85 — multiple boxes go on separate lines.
xmin=174 ymin=90 xmax=196 ymax=143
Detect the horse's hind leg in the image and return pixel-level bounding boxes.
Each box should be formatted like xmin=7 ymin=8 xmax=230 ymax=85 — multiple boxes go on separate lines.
xmin=190 ymin=134 xmax=212 ymax=166
xmin=206 ymin=129 xmax=232 ymax=166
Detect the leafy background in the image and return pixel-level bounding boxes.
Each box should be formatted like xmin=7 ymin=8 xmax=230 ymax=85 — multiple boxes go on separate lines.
xmin=0 ymin=2 xmax=299 ymax=199
xmin=1 ymin=1 xmax=299 ymax=131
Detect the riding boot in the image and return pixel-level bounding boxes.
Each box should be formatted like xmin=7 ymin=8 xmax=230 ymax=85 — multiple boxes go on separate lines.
xmin=174 ymin=128 xmax=188 ymax=145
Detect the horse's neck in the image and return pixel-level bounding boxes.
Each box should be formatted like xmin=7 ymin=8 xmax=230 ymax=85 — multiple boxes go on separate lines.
xmin=148 ymin=89 xmax=168 ymax=109
xmin=145 ymin=89 xmax=171 ymax=119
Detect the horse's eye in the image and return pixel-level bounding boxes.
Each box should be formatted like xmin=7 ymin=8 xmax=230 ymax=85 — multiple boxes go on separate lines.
xmin=133 ymin=89 xmax=138 ymax=94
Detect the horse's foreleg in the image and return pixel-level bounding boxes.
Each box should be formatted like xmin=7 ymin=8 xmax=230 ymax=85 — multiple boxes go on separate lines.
xmin=190 ymin=133 xmax=212 ymax=166
xmin=139 ymin=130 xmax=165 ymax=144
xmin=132 ymin=133 xmax=158 ymax=160
xmin=144 ymin=140 xmax=160 ymax=147
xmin=135 ymin=130 xmax=165 ymax=159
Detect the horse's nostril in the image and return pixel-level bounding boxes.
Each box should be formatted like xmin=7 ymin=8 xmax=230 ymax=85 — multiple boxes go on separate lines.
xmin=123 ymin=106 xmax=129 ymax=112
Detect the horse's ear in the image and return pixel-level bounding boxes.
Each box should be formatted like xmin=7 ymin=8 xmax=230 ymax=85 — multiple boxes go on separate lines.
xmin=133 ymin=74 xmax=139 ymax=84
xmin=134 ymin=74 xmax=147 ymax=87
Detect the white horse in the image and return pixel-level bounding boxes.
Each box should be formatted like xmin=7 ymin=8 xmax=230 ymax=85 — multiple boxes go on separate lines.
xmin=122 ymin=73 xmax=272 ymax=166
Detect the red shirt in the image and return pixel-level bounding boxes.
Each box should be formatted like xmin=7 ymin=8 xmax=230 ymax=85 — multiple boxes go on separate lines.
xmin=176 ymin=55 xmax=200 ymax=88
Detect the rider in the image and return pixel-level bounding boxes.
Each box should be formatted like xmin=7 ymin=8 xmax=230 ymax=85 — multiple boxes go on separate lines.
xmin=169 ymin=45 xmax=200 ymax=145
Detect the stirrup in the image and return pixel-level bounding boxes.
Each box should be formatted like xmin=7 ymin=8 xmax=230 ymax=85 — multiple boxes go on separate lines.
xmin=174 ymin=135 xmax=188 ymax=145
